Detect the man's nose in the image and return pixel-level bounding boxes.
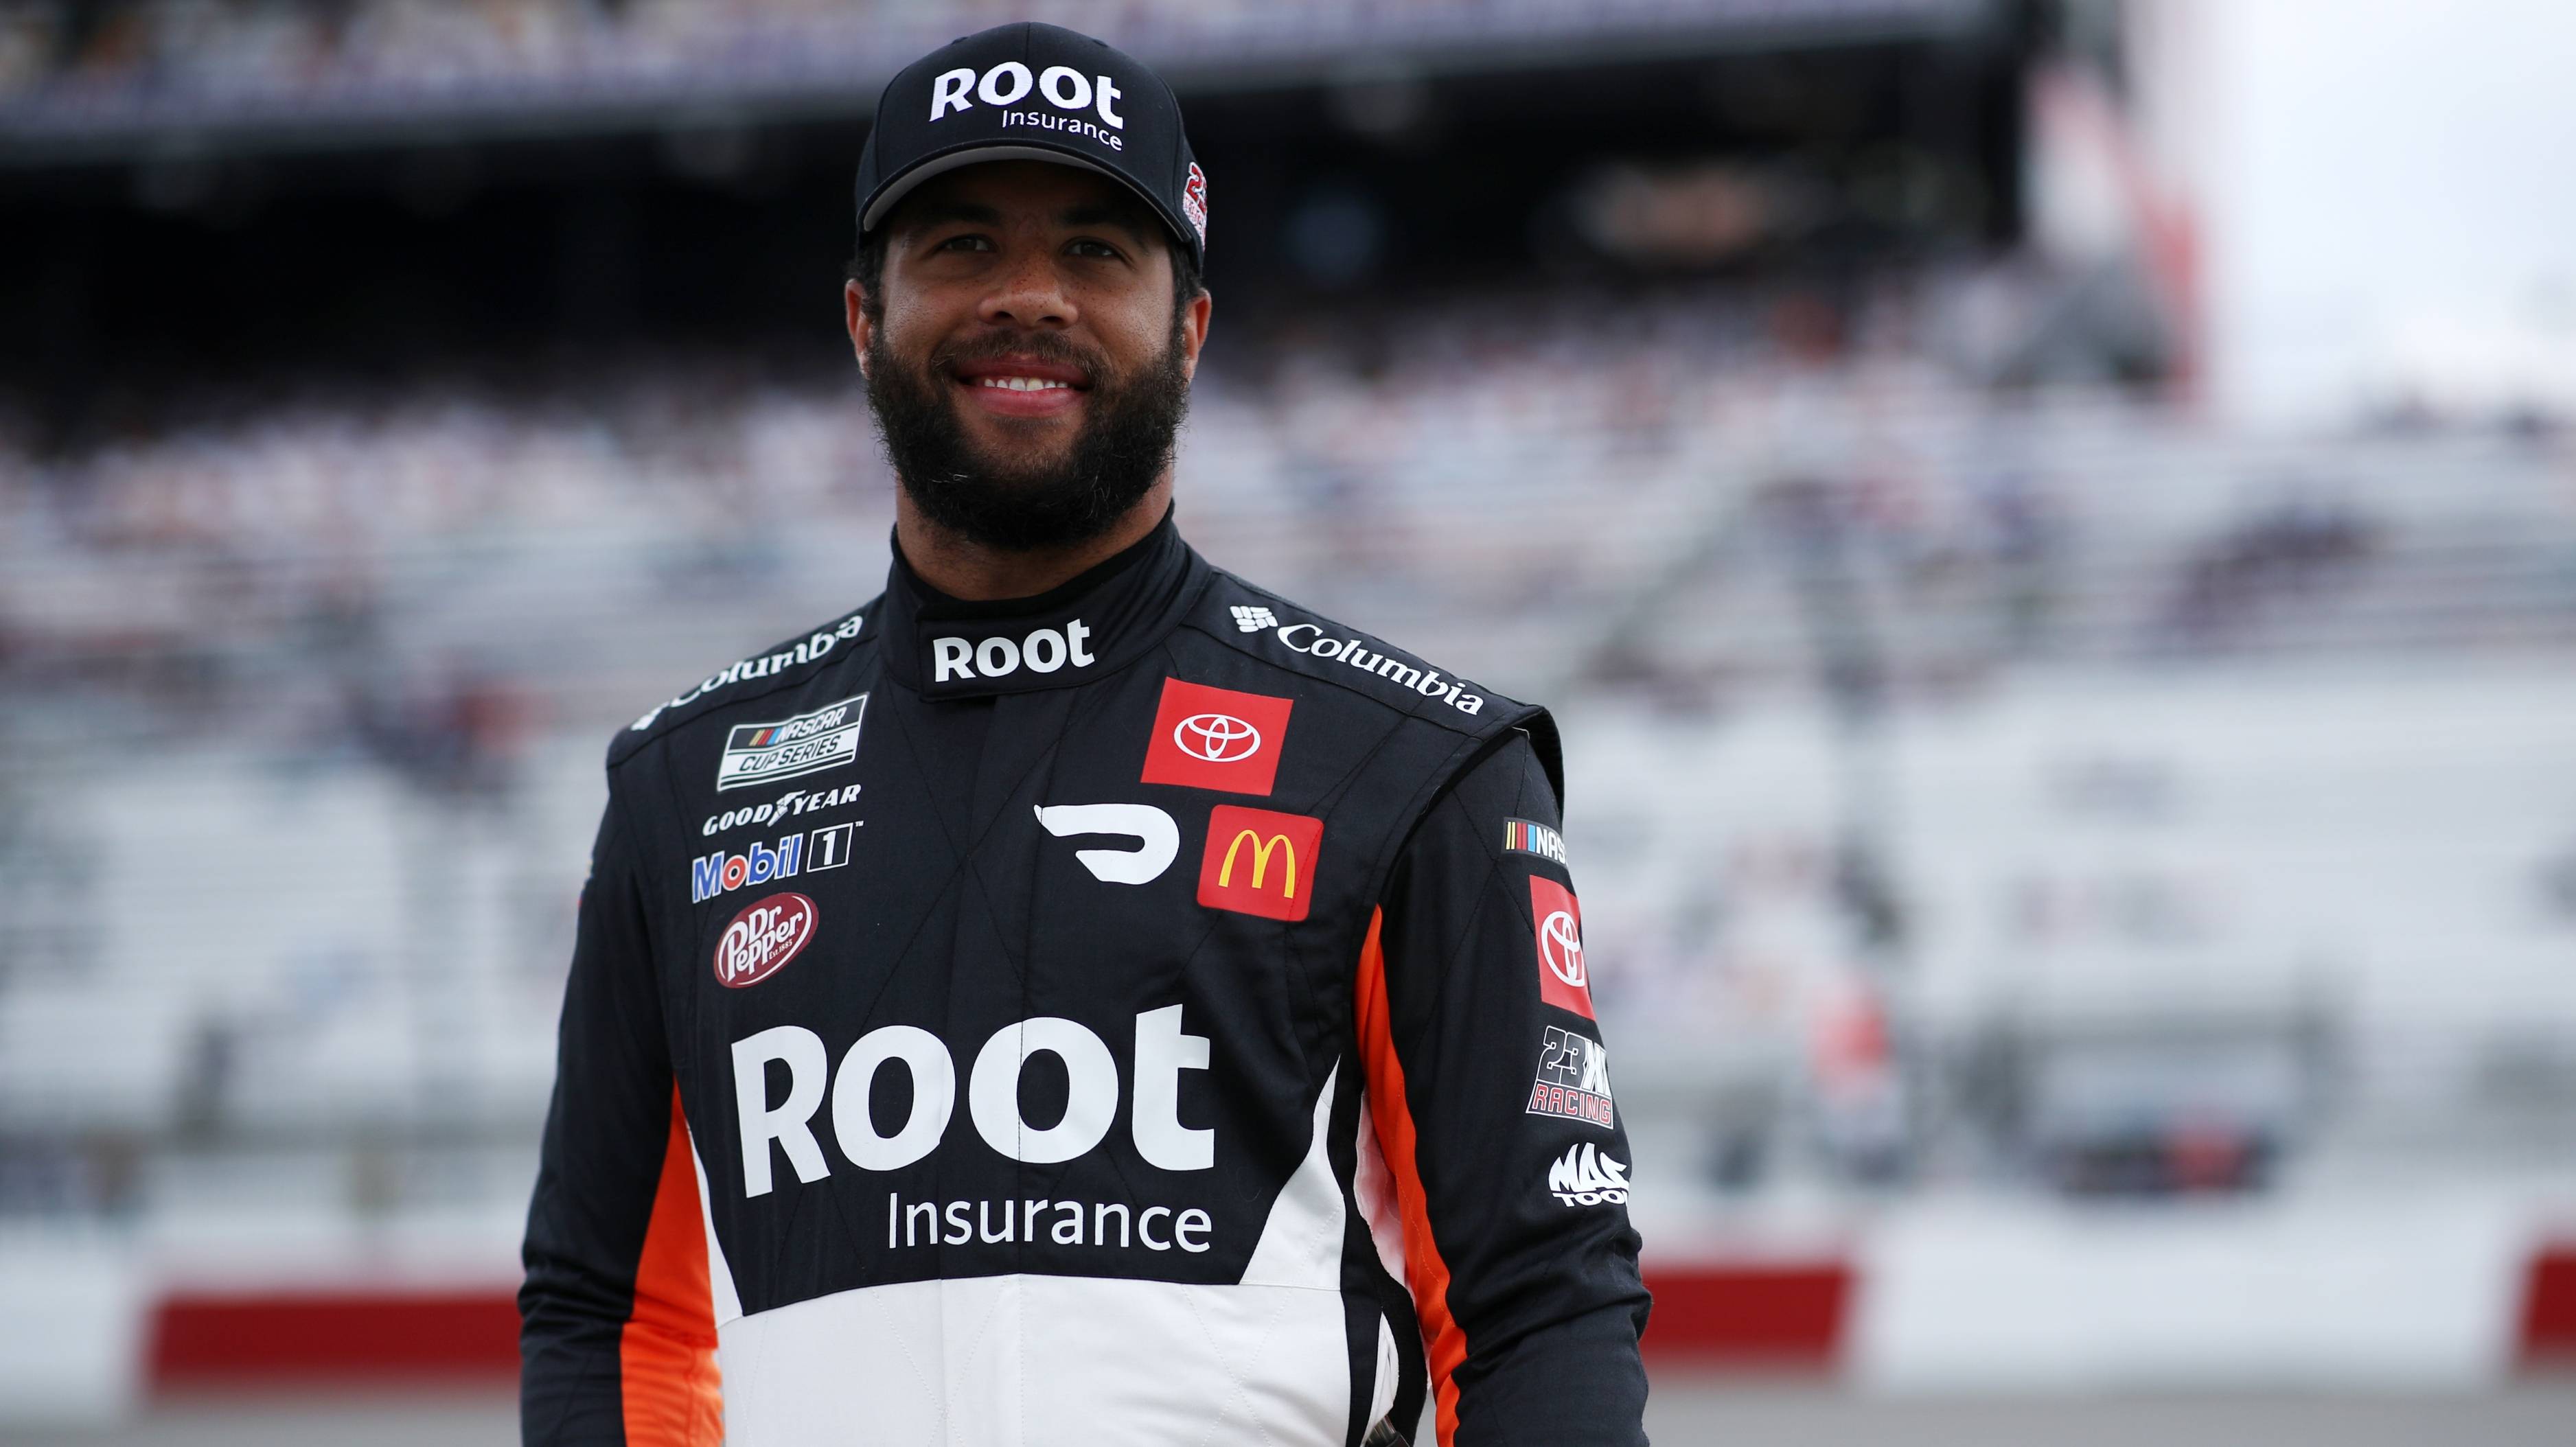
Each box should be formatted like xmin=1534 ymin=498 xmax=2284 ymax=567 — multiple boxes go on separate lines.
xmin=979 ymin=247 xmax=1075 ymax=329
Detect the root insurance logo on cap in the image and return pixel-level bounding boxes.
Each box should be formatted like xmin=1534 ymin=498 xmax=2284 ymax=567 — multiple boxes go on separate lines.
xmin=854 ymin=22 xmax=1207 ymax=268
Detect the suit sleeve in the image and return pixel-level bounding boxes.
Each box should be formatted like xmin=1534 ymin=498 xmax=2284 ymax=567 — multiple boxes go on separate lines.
xmin=520 ymin=782 xmax=724 ymax=1446
xmin=1358 ymin=730 xmax=1651 ymax=1447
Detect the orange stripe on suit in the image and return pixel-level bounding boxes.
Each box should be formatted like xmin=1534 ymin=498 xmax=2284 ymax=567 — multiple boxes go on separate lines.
xmin=620 ymin=1089 xmax=723 ymax=1446
xmin=1355 ymin=907 xmax=1467 ymax=1447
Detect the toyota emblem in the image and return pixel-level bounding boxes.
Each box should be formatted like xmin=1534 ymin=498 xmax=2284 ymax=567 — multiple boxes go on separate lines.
xmin=1174 ymin=712 xmax=1262 ymax=763
xmin=1538 ymin=910 xmax=1586 ymax=988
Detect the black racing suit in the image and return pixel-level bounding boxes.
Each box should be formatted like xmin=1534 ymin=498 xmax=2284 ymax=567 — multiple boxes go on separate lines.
xmin=519 ymin=513 xmax=1648 ymax=1446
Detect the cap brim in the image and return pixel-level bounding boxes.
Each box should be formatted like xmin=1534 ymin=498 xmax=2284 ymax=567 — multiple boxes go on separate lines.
xmin=861 ymin=143 xmax=1191 ymax=259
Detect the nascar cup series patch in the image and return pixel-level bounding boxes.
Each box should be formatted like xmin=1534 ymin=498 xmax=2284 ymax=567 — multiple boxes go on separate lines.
xmin=717 ymin=693 xmax=868 ymax=792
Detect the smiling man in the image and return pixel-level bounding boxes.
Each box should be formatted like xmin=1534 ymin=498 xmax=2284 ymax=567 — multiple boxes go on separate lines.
xmin=518 ymin=22 xmax=1648 ymax=1447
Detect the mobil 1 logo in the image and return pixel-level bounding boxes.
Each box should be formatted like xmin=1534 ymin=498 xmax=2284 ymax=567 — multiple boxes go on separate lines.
xmin=691 ymin=822 xmax=859 ymax=903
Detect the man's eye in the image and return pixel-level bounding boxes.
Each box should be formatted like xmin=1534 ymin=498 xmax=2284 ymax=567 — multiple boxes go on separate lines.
xmin=937 ymin=235 xmax=993 ymax=253
xmin=1068 ymin=239 xmax=1123 ymax=259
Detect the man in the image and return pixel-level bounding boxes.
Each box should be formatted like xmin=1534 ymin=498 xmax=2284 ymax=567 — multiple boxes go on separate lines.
xmin=519 ymin=22 xmax=1648 ymax=1446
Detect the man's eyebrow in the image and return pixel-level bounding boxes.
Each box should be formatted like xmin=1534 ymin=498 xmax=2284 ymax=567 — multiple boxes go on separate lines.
xmin=1058 ymin=202 xmax=1155 ymax=244
xmin=900 ymin=200 xmax=1005 ymax=234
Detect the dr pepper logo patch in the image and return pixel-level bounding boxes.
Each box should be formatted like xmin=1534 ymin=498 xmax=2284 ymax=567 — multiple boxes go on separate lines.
xmin=1530 ymin=877 xmax=1593 ymax=1019
xmin=714 ymin=892 xmax=816 ymax=988
xmin=1140 ymin=678 xmax=1293 ymax=796
xmin=1197 ymin=805 xmax=1324 ymax=921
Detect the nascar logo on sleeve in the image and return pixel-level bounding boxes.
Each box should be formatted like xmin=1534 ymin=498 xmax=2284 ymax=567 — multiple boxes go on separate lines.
xmin=1502 ymin=818 xmax=1567 ymax=865
xmin=717 ymin=693 xmax=868 ymax=791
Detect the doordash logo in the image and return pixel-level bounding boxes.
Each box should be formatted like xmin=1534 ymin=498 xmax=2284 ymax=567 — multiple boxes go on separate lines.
xmin=1196 ymin=805 xmax=1324 ymax=922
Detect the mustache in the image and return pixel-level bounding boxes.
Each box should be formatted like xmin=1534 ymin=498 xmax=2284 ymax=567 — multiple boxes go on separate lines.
xmin=929 ymin=330 xmax=1111 ymax=385
xmin=862 ymin=314 xmax=1189 ymax=554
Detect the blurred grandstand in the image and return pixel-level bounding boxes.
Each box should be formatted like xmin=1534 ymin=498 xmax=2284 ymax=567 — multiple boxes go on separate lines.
xmin=3 ymin=0 xmax=2575 ymax=1430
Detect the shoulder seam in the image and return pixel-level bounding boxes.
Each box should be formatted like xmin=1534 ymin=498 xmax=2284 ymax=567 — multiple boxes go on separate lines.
xmin=616 ymin=606 xmax=877 ymax=758
xmin=1177 ymin=614 xmax=1492 ymax=739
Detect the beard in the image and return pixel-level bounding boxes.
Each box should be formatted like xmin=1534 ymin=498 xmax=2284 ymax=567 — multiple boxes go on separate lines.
xmin=864 ymin=314 xmax=1191 ymax=554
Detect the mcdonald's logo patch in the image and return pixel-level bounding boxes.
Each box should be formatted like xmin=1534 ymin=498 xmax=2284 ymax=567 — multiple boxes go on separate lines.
xmin=1195 ymin=805 xmax=1324 ymax=921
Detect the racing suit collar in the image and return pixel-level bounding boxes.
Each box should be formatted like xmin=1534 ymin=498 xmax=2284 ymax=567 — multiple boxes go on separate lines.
xmin=878 ymin=507 xmax=1206 ymax=699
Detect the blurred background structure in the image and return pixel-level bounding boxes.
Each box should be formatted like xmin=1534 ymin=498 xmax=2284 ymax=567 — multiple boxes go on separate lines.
xmin=2 ymin=0 xmax=2574 ymax=1439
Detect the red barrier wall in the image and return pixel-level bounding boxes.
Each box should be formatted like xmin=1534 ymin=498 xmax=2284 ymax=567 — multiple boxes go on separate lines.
xmin=161 ymin=1245 xmax=2575 ymax=1390
xmin=147 ymin=1264 xmax=1854 ymax=1388
xmin=1640 ymin=1262 xmax=1851 ymax=1369
xmin=151 ymin=1290 xmax=522 ymax=1385
xmin=2520 ymin=1245 xmax=2576 ymax=1368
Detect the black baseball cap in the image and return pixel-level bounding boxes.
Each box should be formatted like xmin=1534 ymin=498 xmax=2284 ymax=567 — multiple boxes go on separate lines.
xmin=855 ymin=23 xmax=1207 ymax=268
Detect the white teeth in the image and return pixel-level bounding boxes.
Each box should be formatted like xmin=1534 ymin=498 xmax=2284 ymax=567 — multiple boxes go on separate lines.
xmin=978 ymin=376 xmax=1070 ymax=392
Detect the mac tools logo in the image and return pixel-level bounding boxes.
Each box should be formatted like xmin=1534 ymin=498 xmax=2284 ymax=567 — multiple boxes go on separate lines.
xmin=716 ymin=694 xmax=867 ymax=792
xmin=1528 ymin=1027 xmax=1615 ymax=1128
xmin=1530 ymin=877 xmax=1594 ymax=1019
xmin=1546 ymin=1143 xmax=1630 ymax=1207
xmin=1140 ymin=678 xmax=1293 ymax=796
xmin=928 ymin=62 xmax=1127 ymax=151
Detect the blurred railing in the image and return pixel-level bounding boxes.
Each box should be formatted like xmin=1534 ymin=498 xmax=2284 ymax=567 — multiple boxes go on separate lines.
xmin=2 ymin=359 xmax=2573 ymax=1219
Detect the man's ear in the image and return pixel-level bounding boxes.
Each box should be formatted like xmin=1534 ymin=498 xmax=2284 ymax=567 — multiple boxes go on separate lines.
xmin=844 ymin=280 xmax=873 ymax=378
xmin=1178 ymin=287 xmax=1212 ymax=382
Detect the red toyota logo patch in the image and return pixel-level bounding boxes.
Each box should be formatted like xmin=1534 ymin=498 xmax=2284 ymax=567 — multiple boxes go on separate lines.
xmin=1174 ymin=711 xmax=1261 ymax=762
xmin=1530 ymin=877 xmax=1593 ymax=1019
xmin=1140 ymin=678 xmax=1291 ymax=795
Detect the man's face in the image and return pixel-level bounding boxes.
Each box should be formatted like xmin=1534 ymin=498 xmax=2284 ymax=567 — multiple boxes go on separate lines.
xmin=847 ymin=161 xmax=1212 ymax=553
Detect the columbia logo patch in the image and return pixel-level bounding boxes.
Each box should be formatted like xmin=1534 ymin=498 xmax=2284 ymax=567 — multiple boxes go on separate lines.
xmin=1230 ymin=605 xmax=1278 ymax=634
